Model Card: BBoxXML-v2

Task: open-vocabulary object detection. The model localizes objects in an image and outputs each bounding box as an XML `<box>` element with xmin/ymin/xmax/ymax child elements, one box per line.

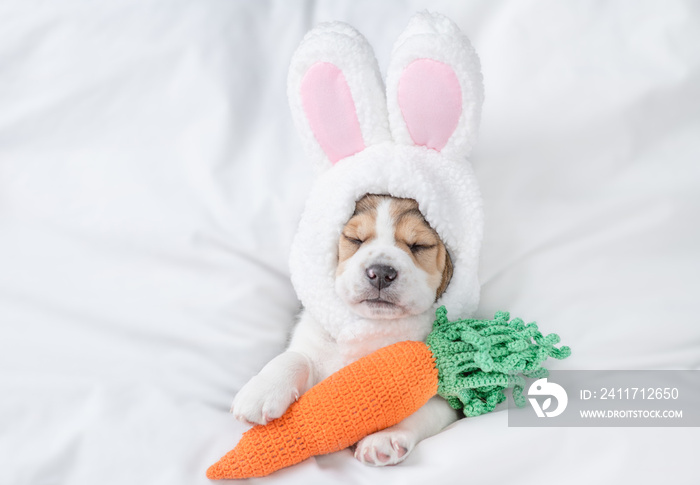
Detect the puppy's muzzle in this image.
<box><xmin>365</xmin><ymin>264</ymin><xmax>398</xmax><ymax>290</ymax></box>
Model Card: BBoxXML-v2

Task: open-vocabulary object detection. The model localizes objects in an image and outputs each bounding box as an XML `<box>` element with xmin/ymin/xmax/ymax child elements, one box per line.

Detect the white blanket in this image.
<box><xmin>1</xmin><ymin>1</ymin><xmax>698</xmax><ymax>484</ymax></box>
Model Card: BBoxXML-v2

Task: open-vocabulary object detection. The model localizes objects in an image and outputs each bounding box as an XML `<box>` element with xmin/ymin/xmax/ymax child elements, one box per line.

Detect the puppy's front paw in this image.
<box><xmin>354</xmin><ymin>429</ymin><xmax>417</xmax><ymax>466</ymax></box>
<box><xmin>230</xmin><ymin>376</ymin><xmax>299</xmax><ymax>426</ymax></box>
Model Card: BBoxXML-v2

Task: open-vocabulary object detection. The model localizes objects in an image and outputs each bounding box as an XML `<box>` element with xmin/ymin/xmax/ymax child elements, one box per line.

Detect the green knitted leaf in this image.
<box><xmin>426</xmin><ymin>306</ymin><xmax>571</xmax><ymax>417</ymax></box>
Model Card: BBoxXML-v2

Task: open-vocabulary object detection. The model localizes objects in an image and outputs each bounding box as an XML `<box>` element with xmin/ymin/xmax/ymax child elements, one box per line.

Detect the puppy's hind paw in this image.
<box><xmin>354</xmin><ymin>429</ymin><xmax>416</xmax><ymax>466</ymax></box>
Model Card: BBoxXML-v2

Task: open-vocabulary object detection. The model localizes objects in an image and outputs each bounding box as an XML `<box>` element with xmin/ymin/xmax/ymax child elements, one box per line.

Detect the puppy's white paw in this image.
<box><xmin>354</xmin><ymin>429</ymin><xmax>417</xmax><ymax>466</ymax></box>
<box><xmin>230</xmin><ymin>375</ymin><xmax>299</xmax><ymax>426</ymax></box>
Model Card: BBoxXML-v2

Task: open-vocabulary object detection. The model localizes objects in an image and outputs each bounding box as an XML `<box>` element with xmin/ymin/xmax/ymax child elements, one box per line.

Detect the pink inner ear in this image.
<box><xmin>397</xmin><ymin>59</ymin><xmax>462</xmax><ymax>151</ymax></box>
<box><xmin>300</xmin><ymin>62</ymin><xmax>365</xmax><ymax>164</ymax></box>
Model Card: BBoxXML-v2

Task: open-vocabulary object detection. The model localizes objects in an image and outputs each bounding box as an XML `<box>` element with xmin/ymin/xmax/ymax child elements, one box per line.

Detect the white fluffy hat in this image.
<box><xmin>288</xmin><ymin>12</ymin><xmax>484</xmax><ymax>337</ymax></box>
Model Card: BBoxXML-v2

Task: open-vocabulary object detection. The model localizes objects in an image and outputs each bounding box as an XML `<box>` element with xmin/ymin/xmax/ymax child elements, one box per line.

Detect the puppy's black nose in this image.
<box><xmin>366</xmin><ymin>264</ymin><xmax>398</xmax><ymax>289</ymax></box>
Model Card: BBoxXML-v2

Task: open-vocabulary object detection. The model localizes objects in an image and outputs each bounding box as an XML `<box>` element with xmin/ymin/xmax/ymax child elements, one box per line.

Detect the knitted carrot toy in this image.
<box><xmin>206</xmin><ymin>307</ymin><xmax>571</xmax><ymax>479</ymax></box>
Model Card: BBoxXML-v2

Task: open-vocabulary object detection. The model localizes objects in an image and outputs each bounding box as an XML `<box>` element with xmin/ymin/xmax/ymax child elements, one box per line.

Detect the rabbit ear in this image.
<box><xmin>386</xmin><ymin>12</ymin><xmax>484</xmax><ymax>160</ymax></box>
<box><xmin>288</xmin><ymin>22</ymin><xmax>391</xmax><ymax>172</ymax></box>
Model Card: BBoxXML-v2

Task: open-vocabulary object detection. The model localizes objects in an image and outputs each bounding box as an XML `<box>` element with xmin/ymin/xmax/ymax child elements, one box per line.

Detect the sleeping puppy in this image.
<box><xmin>335</xmin><ymin>194</ymin><xmax>452</xmax><ymax>320</ymax></box>
<box><xmin>231</xmin><ymin>193</ymin><xmax>460</xmax><ymax>466</ymax></box>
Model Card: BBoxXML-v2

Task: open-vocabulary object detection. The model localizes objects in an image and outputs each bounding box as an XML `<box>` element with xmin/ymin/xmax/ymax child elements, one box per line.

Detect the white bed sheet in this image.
<box><xmin>1</xmin><ymin>1</ymin><xmax>699</xmax><ymax>484</ymax></box>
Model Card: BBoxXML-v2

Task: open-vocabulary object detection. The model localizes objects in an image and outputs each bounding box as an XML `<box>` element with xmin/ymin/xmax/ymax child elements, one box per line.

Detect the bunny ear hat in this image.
<box><xmin>288</xmin><ymin>12</ymin><xmax>484</xmax><ymax>341</ymax></box>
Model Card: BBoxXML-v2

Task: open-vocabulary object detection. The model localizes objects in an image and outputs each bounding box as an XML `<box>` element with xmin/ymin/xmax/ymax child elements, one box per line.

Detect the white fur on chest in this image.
<box><xmin>288</xmin><ymin>309</ymin><xmax>433</xmax><ymax>382</ymax></box>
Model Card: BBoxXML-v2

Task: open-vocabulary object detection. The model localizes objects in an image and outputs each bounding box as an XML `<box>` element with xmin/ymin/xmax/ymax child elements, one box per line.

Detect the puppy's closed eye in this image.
<box><xmin>343</xmin><ymin>234</ymin><xmax>364</xmax><ymax>246</ymax></box>
<box><xmin>408</xmin><ymin>243</ymin><xmax>436</xmax><ymax>253</ymax></box>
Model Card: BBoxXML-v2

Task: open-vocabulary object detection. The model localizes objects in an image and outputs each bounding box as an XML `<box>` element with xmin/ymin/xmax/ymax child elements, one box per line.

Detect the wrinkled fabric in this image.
<box><xmin>1</xmin><ymin>1</ymin><xmax>699</xmax><ymax>484</ymax></box>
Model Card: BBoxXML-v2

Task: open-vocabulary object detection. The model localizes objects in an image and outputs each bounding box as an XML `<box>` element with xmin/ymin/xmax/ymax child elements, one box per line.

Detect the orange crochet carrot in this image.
<box><xmin>207</xmin><ymin>307</ymin><xmax>570</xmax><ymax>479</ymax></box>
